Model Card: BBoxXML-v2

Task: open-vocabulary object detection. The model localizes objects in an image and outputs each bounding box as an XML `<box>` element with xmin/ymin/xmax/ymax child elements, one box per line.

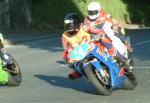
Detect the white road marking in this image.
<box><xmin>135</xmin><ymin>40</ymin><xmax>150</xmax><ymax>45</ymax></box>
<box><xmin>135</xmin><ymin>66</ymin><xmax>150</xmax><ymax>69</ymax></box>
<box><xmin>60</xmin><ymin>64</ymin><xmax>150</xmax><ymax>69</ymax></box>
<box><xmin>60</xmin><ymin>64</ymin><xmax>65</xmax><ymax>67</ymax></box>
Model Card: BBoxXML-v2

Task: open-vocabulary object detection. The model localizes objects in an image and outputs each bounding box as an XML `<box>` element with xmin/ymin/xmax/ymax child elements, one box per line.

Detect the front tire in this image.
<box><xmin>84</xmin><ymin>64</ymin><xmax>112</xmax><ymax>96</ymax></box>
<box><xmin>6</xmin><ymin>56</ymin><xmax>22</xmax><ymax>86</ymax></box>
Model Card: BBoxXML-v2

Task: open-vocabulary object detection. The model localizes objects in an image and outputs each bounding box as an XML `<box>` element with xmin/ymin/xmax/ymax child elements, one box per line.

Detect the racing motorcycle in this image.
<box><xmin>65</xmin><ymin>35</ymin><xmax>137</xmax><ymax>96</ymax></box>
<box><xmin>0</xmin><ymin>33</ymin><xmax>22</xmax><ymax>86</ymax></box>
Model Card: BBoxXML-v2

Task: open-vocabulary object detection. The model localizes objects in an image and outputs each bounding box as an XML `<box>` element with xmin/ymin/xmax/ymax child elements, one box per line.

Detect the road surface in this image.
<box><xmin>0</xmin><ymin>29</ymin><xmax>150</xmax><ymax>103</ymax></box>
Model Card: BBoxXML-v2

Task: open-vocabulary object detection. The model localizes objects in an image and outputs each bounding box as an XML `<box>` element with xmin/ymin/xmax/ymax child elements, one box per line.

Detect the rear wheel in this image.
<box><xmin>84</xmin><ymin>64</ymin><xmax>112</xmax><ymax>96</ymax></box>
<box><xmin>122</xmin><ymin>58</ymin><xmax>137</xmax><ymax>89</ymax></box>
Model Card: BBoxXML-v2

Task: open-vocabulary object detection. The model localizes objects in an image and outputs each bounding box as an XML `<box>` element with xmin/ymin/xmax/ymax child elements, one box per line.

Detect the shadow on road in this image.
<box><xmin>4</xmin><ymin>32</ymin><xmax>64</xmax><ymax>52</ymax></box>
<box><xmin>34</xmin><ymin>74</ymin><xmax>97</xmax><ymax>94</ymax></box>
<box><xmin>56</xmin><ymin>60</ymin><xmax>65</xmax><ymax>65</ymax></box>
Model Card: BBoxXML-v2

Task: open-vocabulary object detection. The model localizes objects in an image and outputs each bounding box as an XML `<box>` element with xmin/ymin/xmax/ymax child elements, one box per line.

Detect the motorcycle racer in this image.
<box><xmin>61</xmin><ymin>13</ymin><xmax>91</xmax><ymax>79</ymax></box>
<box><xmin>83</xmin><ymin>2</ymin><xmax>133</xmax><ymax>70</ymax></box>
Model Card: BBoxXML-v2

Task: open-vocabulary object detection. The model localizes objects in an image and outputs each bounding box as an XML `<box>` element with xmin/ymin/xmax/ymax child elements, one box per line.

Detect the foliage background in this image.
<box><xmin>31</xmin><ymin>0</ymin><xmax>150</xmax><ymax>31</ymax></box>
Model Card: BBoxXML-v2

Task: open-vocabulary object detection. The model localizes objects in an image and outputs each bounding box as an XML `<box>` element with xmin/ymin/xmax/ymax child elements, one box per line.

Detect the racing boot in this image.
<box><xmin>68</xmin><ymin>70</ymin><xmax>81</xmax><ymax>79</ymax></box>
<box><xmin>115</xmin><ymin>55</ymin><xmax>133</xmax><ymax>73</ymax></box>
<box><xmin>123</xmin><ymin>59</ymin><xmax>133</xmax><ymax>73</ymax></box>
<box><xmin>65</xmin><ymin>62</ymin><xmax>81</xmax><ymax>80</ymax></box>
<box><xmin>126</xmin><ymin>44</ymin><xmax>134</xmax><ymax>53</ymax></box>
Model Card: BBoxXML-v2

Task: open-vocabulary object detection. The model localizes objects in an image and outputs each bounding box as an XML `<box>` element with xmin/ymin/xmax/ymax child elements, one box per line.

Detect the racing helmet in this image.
<box><xmin>88</xmin><ymin>2</ymin><xmax>101</xmax><ymax>20</ymax></box>
<box><xmin>64</xmin><ymin>13</ymin><xmax>80</xmax><ymax>35</ymax></box>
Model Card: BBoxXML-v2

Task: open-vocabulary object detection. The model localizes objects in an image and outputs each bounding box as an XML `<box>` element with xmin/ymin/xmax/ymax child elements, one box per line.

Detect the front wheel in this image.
<box><xmin>6</xmin><ymin>56</ymin><xmax>22</xmax><ymax>86</ymax></box>
<box><xmin>84</xmin><ymin>64</ymin><xmax>112</xmax><ymax>96</ymax></box>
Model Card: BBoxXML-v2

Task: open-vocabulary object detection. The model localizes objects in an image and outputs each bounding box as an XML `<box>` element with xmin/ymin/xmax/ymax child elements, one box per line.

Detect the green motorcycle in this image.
<box><xmin>0</xmin><ymin>33</ymin><xmax>22</xmax><ymax>86</ymax></box>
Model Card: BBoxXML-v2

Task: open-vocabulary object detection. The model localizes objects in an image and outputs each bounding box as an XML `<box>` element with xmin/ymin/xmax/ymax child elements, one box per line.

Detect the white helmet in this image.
<box><xmin>88</xmin><ymin>2</ymin><xmax>101</xmax><ymax>20</ymax></box>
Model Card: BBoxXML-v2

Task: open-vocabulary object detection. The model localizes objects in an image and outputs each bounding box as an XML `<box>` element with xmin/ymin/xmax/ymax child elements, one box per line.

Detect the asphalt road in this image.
<box><xmin>0</xmin><ymin>29</ymin><xmax>150</xmax><ymax>103</ymax></box>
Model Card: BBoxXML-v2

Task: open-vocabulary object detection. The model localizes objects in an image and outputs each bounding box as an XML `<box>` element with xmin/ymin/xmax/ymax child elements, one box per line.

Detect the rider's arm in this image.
<box><xmin>83</xmin><ymin>18</ymin><xmax>91</xmax><ymax>32</ymax></box>
<box><xmin>103</xmin><ymin>21</ymin><xmax>116</xmax><ymax>41</ymax></box>
<box><xmin>62</xmin><ymin>36</ymin><xmax>69</xmax><ymax>60</ymax></box>
<box><xmin>90</xmin><ymin>27</ymin><xmax>105</xmax><ymax>34</ymax></box>
<box><xmin>83</xmin><ymin>22</ymin><xmax>105</xmax><ymax>35</ymax></box>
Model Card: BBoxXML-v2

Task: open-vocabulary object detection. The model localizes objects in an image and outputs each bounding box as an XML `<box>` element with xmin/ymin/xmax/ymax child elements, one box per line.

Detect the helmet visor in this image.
<box><xmin>88</xmin><ymin>10</ymin><xmax>98</xmax><ymax>16</ymax></box>
<box><xmin>64</xmin><ymin>22</ymin><xmax>74</xmax><ymax>31</ymax></box>
<box><xmin>64</xmin><ymin>23</ymin><xmax>77</xmax><ymax>35</ymax></box>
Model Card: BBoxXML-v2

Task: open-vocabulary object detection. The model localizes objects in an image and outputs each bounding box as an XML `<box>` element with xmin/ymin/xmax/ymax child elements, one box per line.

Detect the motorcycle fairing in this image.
<box><xmin>83</xmin><ymin>46</ymin><xmax>126</xmax><ymax>88</ymax></box>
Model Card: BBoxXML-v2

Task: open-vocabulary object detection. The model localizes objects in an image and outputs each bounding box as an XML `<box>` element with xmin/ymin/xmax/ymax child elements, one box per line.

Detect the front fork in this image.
<box><xmin>83</xmin><ymin>58</ymin><xmax>102</xmax><ymax>74</ymax></box>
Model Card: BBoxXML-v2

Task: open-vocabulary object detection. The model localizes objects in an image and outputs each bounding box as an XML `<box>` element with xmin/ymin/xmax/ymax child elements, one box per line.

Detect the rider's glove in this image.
<box><xmin>91</xmin><ymin>34</ymin><xmax>105</xmax><ymax>41</ymax></box>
